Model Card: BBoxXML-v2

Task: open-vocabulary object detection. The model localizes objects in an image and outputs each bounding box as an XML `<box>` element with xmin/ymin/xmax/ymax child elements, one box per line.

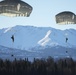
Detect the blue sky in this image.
<box><xmin>0</xmin><ymin>0</ymin><xmax>76</xmax><ymax>30</ymax></box>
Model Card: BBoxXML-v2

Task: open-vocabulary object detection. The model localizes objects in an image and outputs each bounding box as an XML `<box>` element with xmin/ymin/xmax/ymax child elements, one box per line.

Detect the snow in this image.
<box><xmin>4</xmin><ymin>27</ymin><xmax>12</xmax><ymax>33</ymax></box>
<box><xmin>0</xmin><ymin>25</ymin><xmax>76</xmax><ymax>50</ymax></box>
<box><xmin>38</xmin><ymin>30</ymin><xmax>51</xmax><ymax>46</ymax></box>
<box><xmin>0</xmin><ymin>25</ymin><xmax>76</xmax><ymax>61</ymax></box>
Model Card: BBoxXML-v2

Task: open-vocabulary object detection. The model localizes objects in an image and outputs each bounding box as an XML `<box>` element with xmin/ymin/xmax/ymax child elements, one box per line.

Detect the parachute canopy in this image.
<box><xmin>55</xmin><ymin>11</ymin><xmax>76</xmax><ymax>25</ymax></box>
<box><xmin>0</xmin><ymin>0</ymin><xmax>33</xmax><ymax>17</ymax></box>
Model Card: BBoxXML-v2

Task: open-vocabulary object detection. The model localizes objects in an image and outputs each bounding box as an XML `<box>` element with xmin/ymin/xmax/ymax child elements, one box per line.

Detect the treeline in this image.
<box><xmin>0</xmin><ymin>57</ymin><xmax>76</xmax><ymax>75</ymax></box>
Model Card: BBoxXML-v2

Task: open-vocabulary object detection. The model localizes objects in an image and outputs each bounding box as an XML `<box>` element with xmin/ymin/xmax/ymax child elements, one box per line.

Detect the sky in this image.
<box><xmin>0</xmin><ymin>0</ymin><xmax>76</xmax><ymax>30</ymax></box>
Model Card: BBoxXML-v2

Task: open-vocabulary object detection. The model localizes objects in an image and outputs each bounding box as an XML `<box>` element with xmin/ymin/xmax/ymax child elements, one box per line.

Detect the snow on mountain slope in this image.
<box><xmin>38</xmin><ymin>30</ymin><xmax>51</xmax><ymax>46</ymax></box>
<box><xmin>0</xmin><ymin>25</ymin><xmax>76</xmax><ymax>50</ymax></box>
<box><xmin>4</xmin><ymin>27</ymin><xmax>12</xmax><ymax>33</ymax></box>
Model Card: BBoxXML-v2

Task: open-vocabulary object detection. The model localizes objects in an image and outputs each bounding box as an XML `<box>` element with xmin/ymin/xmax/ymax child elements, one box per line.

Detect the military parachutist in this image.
<box><xmin>11</xmin><ymin>35</ymin><xmax>14</xmax><ymax>42</ymax></box>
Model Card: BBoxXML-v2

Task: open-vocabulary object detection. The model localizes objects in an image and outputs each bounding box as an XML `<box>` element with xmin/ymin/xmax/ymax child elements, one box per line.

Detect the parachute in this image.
<box><xmin>0</xmin><ymin>0</ymin><xmax>33</xmax><ymax>17</ymax></box>
<box><xmin>55</xmin><ymin>11</ymin><xmax>76</xmax><ymax>25</ymax></box>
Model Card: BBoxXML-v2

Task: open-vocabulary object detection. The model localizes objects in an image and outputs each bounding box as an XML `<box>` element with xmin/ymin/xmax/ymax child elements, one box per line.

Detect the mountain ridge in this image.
<box><xmin>0</xmin><ymin>25</ymin><xmax>76</xmax><ymax>50</ymax></box>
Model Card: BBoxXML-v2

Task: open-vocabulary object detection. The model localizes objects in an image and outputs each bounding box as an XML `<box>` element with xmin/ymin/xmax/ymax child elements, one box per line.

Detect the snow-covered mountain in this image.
<box><xmin>0</xmin><ymin>25</ymin><xmax>76</xmax><ymax>50</ymax></box>
<box><xmin>0</xmin><ymin>25</ymin><xmax>76</xmax><ymax>60</ymax></box>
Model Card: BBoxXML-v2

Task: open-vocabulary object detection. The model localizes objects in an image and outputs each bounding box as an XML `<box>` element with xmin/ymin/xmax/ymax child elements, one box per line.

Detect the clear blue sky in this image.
<box><xmin>0</xmin><ymin>0</ymin><xmax>76</xmax><ymax>30</ymax></box>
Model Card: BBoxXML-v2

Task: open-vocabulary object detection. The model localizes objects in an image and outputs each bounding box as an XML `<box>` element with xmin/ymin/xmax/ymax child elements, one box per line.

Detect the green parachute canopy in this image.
<box><xmin>0</xmin><ymin>0</ymin><xmax>33</xmax><ymax>17</ymax></box>
<box><xmin>55</xmin><ymin>11</ymin><xmax>76</xmax><ymax>25</ymax></box>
